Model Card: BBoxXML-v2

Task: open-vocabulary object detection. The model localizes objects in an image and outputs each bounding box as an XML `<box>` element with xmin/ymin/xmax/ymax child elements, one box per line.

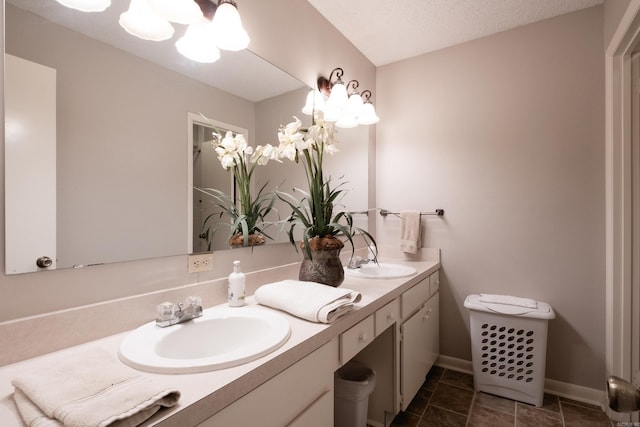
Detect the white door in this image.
<box><xmin>5</xmin><ymin>54</ymin><xmax>57</xmax><ymax>274</ymax></box>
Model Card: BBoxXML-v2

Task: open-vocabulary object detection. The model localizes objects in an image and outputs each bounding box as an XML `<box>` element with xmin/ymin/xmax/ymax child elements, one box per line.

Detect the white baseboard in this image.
<box><xmin>435</xmin><ymin>355</ymin><xmax>605</xmax><ymax>407</ymax></box>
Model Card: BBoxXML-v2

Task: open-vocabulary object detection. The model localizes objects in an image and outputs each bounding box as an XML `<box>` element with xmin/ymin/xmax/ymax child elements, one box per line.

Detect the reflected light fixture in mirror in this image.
<box><xmin>120</xmin><ymin>0</ymin><xmax>175</xmax><ymax>41</ymax></box>
<box><xmin>55</xmin><ymin>0</ymin><xmax>111</xmax><ymax>12</ymax></box>
<box><xmin>56</xmin><ymin>0</ymin><xmax>250</xmax><ymax>63</ymax></box>
<box><xmin>302</xmin><ymin>67</ymin><xmax>380</xmax><ymax>128</ymax></box>
<box><xmin>148</xmin><ymin>0</ymin><xmax>203</xmax><ymax>24</ymax></box>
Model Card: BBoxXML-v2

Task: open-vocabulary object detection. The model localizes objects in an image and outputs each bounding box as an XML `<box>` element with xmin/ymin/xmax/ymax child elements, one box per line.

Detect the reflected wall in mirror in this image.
<box><xmin>4</xmin><ymin>1</ymin><xmax>307</xmax><ymax>274</ymax></box>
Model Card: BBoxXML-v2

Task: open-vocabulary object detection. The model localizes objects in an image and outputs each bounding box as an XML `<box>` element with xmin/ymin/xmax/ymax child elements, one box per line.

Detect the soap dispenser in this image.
<box><xmin>228</xmin><ymin>260</ymin><xmax>245</xmax><ymax>307</ymax></box>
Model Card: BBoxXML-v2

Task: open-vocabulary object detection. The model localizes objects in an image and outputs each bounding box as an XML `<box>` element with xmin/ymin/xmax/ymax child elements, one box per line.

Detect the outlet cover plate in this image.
<box><xmin>188</xmin><ymin>253</ymin><xmax>213</xmax><ymax>273</ymax></box>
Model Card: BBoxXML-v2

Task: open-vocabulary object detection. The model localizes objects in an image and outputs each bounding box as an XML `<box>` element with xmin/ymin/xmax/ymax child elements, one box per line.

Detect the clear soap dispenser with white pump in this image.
<box><xmin>228</xmin><ymin>260</ymin><xmax>245</xmax><ymax>307</ymax></box>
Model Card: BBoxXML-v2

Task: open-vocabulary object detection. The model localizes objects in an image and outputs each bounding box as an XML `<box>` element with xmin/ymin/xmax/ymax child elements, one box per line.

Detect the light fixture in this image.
<box><xmin>119</xmin><ymin>0</ymin><xmax>175</xmax><ymax>41</ymax></box>
<box><xmin>55</xmin><ymin>0</ymin><xmax>111</xmax><ymax>12</ymax></box>
<box><xmin>148</xmin><ymin>0</ymin><xmax>203</xmax><ymax>25</ymax></box>
<box><xmin>301</xmin><ymin>87</ymin><xmax>325</xmax><ymax>115</ymax></box>
<box><xmin>323</xmin><ymin>68</ymin><xmax>348</xmax><ymax>123</ymax></box>
<box><xmin>303</xmin><ymin>68</ymin><xmax>380</xmax><ymax>127</ymax></box>
<box><xmin>357</xmin><ymin>90</ymin><xmax>380</xmax><ymax>125</ymax></box>
<box><xmin>57</xmin><ymin>0</ymin><xmax>250</xmax><ymax>63</ymax></box>
<box><xmin>210</xmin><ymin>0</ymin><xmax>250</xmax><ymax>51</ymax></box>
<box><xmin>176</xmin><ymin>19</ymin><xmax>221</xmax><ymax>63</ymax></box>
<box><xmin>336</xmin><ymin>80</ymin><xmax>363</xmax><ymax>128</ymax></box>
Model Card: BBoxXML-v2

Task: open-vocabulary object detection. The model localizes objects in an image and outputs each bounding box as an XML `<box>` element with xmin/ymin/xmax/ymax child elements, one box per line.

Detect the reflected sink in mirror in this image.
<box><xmin>119</xmin><ymin>306</ymin><xmax>291</xmax><ymax>374</ymax></box>
<box><xmin>345</xmin><ymin>263</ymin><xmax>417</xmax><ymax>279</ymax></box>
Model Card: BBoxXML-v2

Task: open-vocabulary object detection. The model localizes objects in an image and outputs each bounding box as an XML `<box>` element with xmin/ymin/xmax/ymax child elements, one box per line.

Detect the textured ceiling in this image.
<box><xmin>306</xmin><ymin>0</ymin><xmax>604</xmax><ymax>66</ymax></box>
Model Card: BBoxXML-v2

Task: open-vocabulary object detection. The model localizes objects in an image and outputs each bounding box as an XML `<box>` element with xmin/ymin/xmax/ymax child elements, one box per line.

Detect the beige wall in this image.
<box><xmin>0</xmin><ymin>0</ymin><xmax>375</xmax><ymax>322</ymax></box>
<box><xmin>376</xmin><ymin>7</ymin><xmax>605</xmax><ymax>389</ymax></box>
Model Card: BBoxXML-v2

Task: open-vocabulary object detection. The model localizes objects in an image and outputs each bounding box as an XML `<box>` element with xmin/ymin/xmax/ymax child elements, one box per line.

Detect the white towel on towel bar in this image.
<box><xmin>254</xmin><ymin>280</ymin><xmax>362</xmax><ymax>323</ymax></box>
<box><xmin>400</xmin><ymin>210</ymin><xmax>421</xmax><ymax>254</ymax></box>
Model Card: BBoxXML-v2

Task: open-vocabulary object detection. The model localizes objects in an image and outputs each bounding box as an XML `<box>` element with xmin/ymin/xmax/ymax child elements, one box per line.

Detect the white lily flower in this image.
<box><xmin>219</xmin><ymin>153</ymin><xmax>236</xmax><ymax>170</ymax></box>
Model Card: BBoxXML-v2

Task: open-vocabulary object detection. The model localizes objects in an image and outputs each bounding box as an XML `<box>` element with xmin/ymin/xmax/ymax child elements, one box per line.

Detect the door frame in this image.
<box><xmin>606</xmin><ymin>1</ymin><xmax>640</xmax><ymax>419</ymax></box>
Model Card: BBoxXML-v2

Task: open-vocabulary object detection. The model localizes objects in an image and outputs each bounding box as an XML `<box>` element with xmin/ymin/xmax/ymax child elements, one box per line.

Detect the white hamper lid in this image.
<box><xmin>464</xmin><ymin>294</ymin><xmax>555</xmax><ymax>319</ymax></box>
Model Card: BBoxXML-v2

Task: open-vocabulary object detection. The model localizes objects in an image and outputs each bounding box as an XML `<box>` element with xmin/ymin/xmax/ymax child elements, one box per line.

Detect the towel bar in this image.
<box><xmin>379</xmin><ymin>209</ymin><xmax>444</xmax><ymax>217</ymax></box>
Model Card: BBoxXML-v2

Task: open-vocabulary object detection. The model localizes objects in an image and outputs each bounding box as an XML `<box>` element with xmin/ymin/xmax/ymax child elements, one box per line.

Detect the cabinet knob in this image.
<box><xmin>422</xmin><ymin>309</ymin><xmax>433</xmax><ymax>321</ymax></box>
<box><xmin>386</xmin><ymin>313</ymin><xmax>394</xmax><ymax>322</ymax></box>
<box><xmin>359</xmin><ymin>332</ymin><xmax>369</xmax><ymax>343</ymax></box>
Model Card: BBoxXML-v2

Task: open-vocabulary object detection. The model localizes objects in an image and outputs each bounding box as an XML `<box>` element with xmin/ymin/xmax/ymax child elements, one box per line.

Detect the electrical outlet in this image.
<box><xmin>188</xmin><ymin>253</ymin><xmax>213</xmax><ymax>273</ymax></box>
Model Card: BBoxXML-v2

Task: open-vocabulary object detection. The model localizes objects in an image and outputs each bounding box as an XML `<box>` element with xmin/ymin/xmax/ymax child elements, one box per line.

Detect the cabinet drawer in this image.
<box><xmin>430</xmin><ymin>270</ymin><xmax>440</xmax><ymax>295</ymax></box>
<box><xmin>375</xmin><ymin>299</ymin><xmax>400</xmax><ymax>336</ymax></box>
<box><xmin>401</xmin><ymin>277</ymin><xmax>430</xmax><ymax>319</ymax></box>
<box><xmin>288</xmin><ymin>389</ymin><xmax>333</xmax><ymax>427</ymax></box>
<box><xmin>340</xmin><ymin>315</ymin><xmax>375</xmax><ymax>363</ymax></box>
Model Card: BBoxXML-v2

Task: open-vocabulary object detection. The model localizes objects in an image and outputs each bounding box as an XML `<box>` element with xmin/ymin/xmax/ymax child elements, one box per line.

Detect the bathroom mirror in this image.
<box><xmin>4</xmin><ymin>1</ymin><xmax>309</xmax><ymax>273</ymax></box>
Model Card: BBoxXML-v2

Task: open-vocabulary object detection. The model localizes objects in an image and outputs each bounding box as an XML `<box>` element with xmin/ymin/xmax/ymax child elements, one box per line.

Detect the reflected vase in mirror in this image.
<box><xmin>199</xmin><ymin>127</ymin><xmax>281</xmax><ymax>249</ymax></box>
<box><xmin>228</xmin><ymin>232</ymin><xmax>266</xmax><ymax>248</ymax></box>
<box><xmin>298</xmin><ymin>236</ymin><xmax>345</xmax><ymax>287</ymax></box>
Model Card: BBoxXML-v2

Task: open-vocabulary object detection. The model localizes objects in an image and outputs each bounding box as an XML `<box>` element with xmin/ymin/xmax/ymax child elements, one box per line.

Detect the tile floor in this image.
<box><xmin>389</xmin><ymin>366</ymin><xmax>615</xmax><ymax>427</ymax></box>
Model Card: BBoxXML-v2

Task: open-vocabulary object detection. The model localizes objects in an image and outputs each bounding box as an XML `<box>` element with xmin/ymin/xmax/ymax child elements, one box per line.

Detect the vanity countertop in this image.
<box><xmin>0</xmin><ymin>258</ymin><xmax>439</xmax><ymax>426</ymax></box>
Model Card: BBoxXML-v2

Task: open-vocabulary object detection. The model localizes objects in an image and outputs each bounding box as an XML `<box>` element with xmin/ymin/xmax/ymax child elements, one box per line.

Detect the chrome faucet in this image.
<box><xmin>156</xmin><ymin>296</ymin><xmax>203</xmax><ymax>328</ymax></box>
<box><xmin>347</xmin><ymin>256</ymin><xmax>375</xmax><ymax>269</ymax></box>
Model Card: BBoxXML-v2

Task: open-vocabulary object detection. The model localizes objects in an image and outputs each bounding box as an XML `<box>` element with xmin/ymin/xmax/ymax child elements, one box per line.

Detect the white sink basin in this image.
<box><xmin>119</xmin><ymin>306</ymin><xmax>291</xmax><ymax>374</ymax></box>
<box><xmin>345</xmin><ymin>263</ymin><xmax>417</xmax><ymax>279</ymax></box>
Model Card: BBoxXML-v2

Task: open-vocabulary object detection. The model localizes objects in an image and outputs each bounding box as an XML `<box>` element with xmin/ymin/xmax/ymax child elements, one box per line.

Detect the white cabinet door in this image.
<box><xmin>5</xmin><ymin>54</ymin><xmax>57</xmax><ymax>274</ymax></box>
<box><xmin>400</xmin><ymin>292</ymin><xmax>439</xmax><ymax>411</ymax></box>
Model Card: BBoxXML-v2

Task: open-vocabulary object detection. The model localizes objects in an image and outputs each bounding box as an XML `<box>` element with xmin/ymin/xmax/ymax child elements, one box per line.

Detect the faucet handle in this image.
<box><xmin>157</xmin><ymin>302</ymin><xmax>176</xmax><ymax>321</ymax></box>
<box><xmin>185</xmin><ymin>296</ymin><xmax>202</xmax><ymax>307</ymax></box>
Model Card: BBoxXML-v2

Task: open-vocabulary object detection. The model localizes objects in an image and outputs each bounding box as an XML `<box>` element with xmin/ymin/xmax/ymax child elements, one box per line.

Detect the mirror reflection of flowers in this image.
<box><xmin>277</xmin><ymin>111</ymin><xmax>376</xmax><ymax>266</ymax></box>
<box><xmin>198</xmin><ymin>129</ymin><xmax>280</xmax><ymax>248</ymax></box>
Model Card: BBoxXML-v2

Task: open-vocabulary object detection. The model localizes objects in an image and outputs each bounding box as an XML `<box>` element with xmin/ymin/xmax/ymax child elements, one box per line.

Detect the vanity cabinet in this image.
<box><xmin>400</xmin><ymin>292</ymin><xmax>439</xmax><ymax>411</ymax></box>
<box><xmin>197</xmin><ymin>268</ymin><xmax>440</xmax><ymax>427</ymax></box>
<box><xmin>198</xmin><ymin>338</ymin><xmax>339</xmax><ymax>427</ymax></box>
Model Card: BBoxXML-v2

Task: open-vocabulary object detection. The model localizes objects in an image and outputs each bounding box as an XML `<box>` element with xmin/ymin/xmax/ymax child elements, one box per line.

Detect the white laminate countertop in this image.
<box><xmin>0</xmin><ymin>259</ymin><xmax>439</xmax><ymax>426</ymax></box>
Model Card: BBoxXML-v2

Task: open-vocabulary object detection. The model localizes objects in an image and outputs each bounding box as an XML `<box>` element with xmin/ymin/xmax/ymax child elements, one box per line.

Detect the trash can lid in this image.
<box><xmin>463</xmin><ymin>294</ymin><xmax>555</xmax><ymax>319</ymax></box>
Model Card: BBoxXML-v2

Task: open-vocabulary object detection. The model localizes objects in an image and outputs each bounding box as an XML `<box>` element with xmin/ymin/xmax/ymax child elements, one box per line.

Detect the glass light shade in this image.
<box><xmin>358</xmin><ymin>102</ymin><xmax>380</xmax><ymax>125</ymax></box>
<box><xmin>336</xmin><ymin>114</ymin><xmax>358</xmax><ymax>129</ymax></box>
<box><xmin>302</xmin><ymin>88</ymin><xmax>325</xmax><ymax>115</ymax></box>
<box><xmin>212</xmin><ymin>2</ymin><xmax>250</xmax><ymax>51</ymax></box>
<box><xmin>176</xmin><ymin>21</ymin><xmax>221</xmax><ymax>63</ymax></box>
<box><xmin>345</xmin><ymin>92</ymin><xmax>364</xmax><ymax>116</ymax></box>
<box><xmin>148</xmin><ymin>0</ymin><xmax>203</xmax><ymax>25</ymax></box>
<box><xmin>323</xmin><ymin>82</ymin><xmax>348</xmax><ymax>122</ymax></box>
<box><xmin>120</xmin><ymin>0</ymin><xmax>174</xmax><ymax>41</ymax></box>
<box><xmin>55</xmin><ymin>0</ymin><xmax>111</xmax><ymax>12</ymax></box>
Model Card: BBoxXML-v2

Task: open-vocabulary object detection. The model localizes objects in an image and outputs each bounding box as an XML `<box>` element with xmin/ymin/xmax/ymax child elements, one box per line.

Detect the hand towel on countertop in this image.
<box><xmin>11</xmin><ymin>348</ymin><xmax>180</xmax><ymax>427</ymax></box>
<box><xmin>254</xmin><ymin>280</ymin><xmax>362</xmax><ymax>324</ymax></box>
<box><xmin>400</xmin><ymin>210</ymin><xmax>421</xmax><ymax>254</ymax></box>
<box><xmin>479</xmin><ymin>294</ymin><xmax>538</xmax><ymax>309</ymax></box>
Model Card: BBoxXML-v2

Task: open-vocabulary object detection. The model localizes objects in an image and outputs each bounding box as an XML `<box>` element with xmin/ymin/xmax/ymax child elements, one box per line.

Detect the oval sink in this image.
<box><xmin>119</xmin><ymin>306</ymin><xmax>291</xmax><ymax>374</ymax></box>
<box><xmin>345</xmin><ymin>263</ymin><xmax>417</xmax><ymax>279</ymax></box>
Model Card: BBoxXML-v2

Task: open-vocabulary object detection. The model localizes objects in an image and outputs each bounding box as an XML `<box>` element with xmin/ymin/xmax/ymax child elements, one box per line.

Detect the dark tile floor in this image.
<box><xmin>390</xmin><ymin>366</ymin><xmax>614</xmax><ymax>427</ymax></box>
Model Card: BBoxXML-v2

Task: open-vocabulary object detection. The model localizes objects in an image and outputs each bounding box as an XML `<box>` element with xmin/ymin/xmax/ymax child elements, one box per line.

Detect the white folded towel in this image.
<box><xmin>254</xmin><ymin>280</ymin><xmax>362</xmax><ymax>323</ymax></box>
<box><xmin>400</xmin><ymin>210</ymin><xmax>421</xmax><ymax>254</ymax></box>
<box><xmin>479</xmin><ymin>294</ymin><xmax>538</xmax><ymax>309</ymax></box>
<box><xmin>12</xmin><ymin>348</ymin><xmax>180</xmax><ymax>427</ymax></box>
